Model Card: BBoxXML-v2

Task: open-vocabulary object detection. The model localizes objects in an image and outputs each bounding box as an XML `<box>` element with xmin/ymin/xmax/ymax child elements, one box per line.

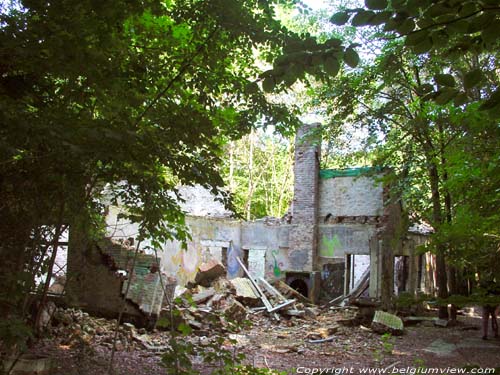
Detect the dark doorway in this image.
<box><xmin>320</xmin><ymin>262</ymin><xmax>344</xmax><ymax>301</ymax></box>
<box><xmin>289</xmin><ymin>279</ymin><xmax>308</xmax><ymax>297</ymax></box>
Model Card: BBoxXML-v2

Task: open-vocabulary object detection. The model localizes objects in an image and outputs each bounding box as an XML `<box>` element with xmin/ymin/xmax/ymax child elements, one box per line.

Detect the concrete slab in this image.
<box><xmin>423</xmin><ymin>339</ymin><xmax>456</xmax><ymax>356</ymax></box>
<box><xmin>458</xmin><ymin>337</ymin><xmax>500</xmax><ymax>350</ymax></box>
<box><xmin>423</xmin><ymin>337</ymin><xmax>500</xmax><ymax>357</ymax></box>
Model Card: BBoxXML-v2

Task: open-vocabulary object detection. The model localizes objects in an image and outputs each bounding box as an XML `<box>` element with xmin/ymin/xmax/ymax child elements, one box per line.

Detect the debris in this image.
<box><xmin>193</xmin><ymin>259</ymin><xmax>226</xmax><ymax>287</ymax></box>
<box><xmin>221</xmin><ymin>299</ymin><xmax>248</xmax><ymax>322</ymax></box>
<box><xmin>274</xmin><ymin>281</ymin><xmax>311</xmax><ymax>304</ymax></box>
<box><xmin>229</xmin><ymin>278</ymin><xmax>260</xmax><ymax>305</ymax></box>
<box><xmin>306</xmin><ymin>325</ymin><xmax>339</xmax><ymax>340</ymax></box>
<box><xmin>191</xmin><ymin>286</ymin><xmax>216</xmax><ymax>304</ymax></box>
<box><xmin>228</xmin><ymin>333</ymin><xmax>250</xmax><ymax>346</ymax></box>
<box><xmin>402</xmin><ymin>316</ymin><xmax>437</xmax><ymax>326</ymax></box>
<box><xmin>371</xmin><ymin>311</ymin><xmax>404</xmax><ymax>336</ymax></box>
<box><xmin>284</xmin><ymin>309</ymin><xmax>306</xmax><ymax>318</ymax></box>
<box><xmin>174</xmin><ymin>285</ymin><xmax>187</xmax><ymax>299</ymax></box>
<box><xmin>123</xmin><ymin>322</ymin><xmax>136</xmax><ymax>331</ymax></box>
<box><xmin>37</xmin><ymin>301</ymin><xmax>57</xmax><ymax>332</ymax></box>
<box><xmin>461</xmin><ymin>325</ymin><xmax>479</xmax><ymax>331</ymax></box>
<box><xmin>3</xmin><ymin>354</ymin><xmax>52</xmax><ymax>375</ymax></box>
<box><xmin>327</xmin><ymin>269</ymin><xmax>370</xmax><ymax>306</ymax></box>
<box><xmin>304</xmin><ymin>307</ymin><xmax>320</xmax><ymax>318</ymax></box>
<box><xmin>236</xmin><ymin>257</ymin><xmax>280</xmax><ymax>320</ymax></box>
<box><xmin>260</xmin><ymin>343</ymin><xmax>298</xmax><ymax>353</ymax></box>
<box><xmin>48</xmin><ymin>275</ymin><xmax>66</xmax><ymax>295</ymax></box>
<box><xmin>308</xmin><ymin>336</ymin><xmax>335</xmax><ymax>344</ymax></box>
<box><xmin>434</xmin><ymin>319</ymin><xmax>449</xmax><ymax>328</ymax></box>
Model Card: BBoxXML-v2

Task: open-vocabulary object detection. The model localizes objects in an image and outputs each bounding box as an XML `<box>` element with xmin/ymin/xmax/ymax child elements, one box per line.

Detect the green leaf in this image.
<box><xmin>430</xmin><ymin>30</ymin><xmax>449</xmax><ymax>49</ymax></box>
<box><xmin>453</xmin><ymin>92</ymin><xmax>469</xmax><ymax>106</ymax></box>
<box><xmin>479</xmin><ymin>89</ymin><xmax>500</xmax><ymax>111</ymax></box>
<box><xmin>262</xmin><ymin>77</ymin><xmax>275</xmax><ymax>92</ymax></box>
<box><xmin>435</xmin><ymin>87</ymin><xmax>458</xmax><ymax>105</ymax></box>
<box><xmin>326</xmin><ymin>38</ymin><xmax>343</xmax><ymax>48</ymax></box>
<box><xmin>434</xmin><ymin>74</ymin><xmax>456</xmax><ymax>87</ymax></box>
<box><xmin>447</xmin><ymin>19</ymin><xmax>470</xmax><ymax>34</ymax></box>
<box><xmin>351</xmin><ymin>10</ymin><xmax>376</xmax><ymax>26</ymax></box>
<box><xmin>482</xmin><ymin>20</ymin><xmax>500</xmax><ymax>46</ymax></box>
<box><xmin>330</xmin><ymin>12</ymin><xmax>350</xmax><ymax>25</ymax></box>
<box><xmin>365</xmin><ymin>0</ymin><xmax>389</xmax><ymax>10</ymax></box>
<box><xmin>405</xmin><ymin>29</ymin><xmax>429</xmax><ymax>46</ymax></box>
<box><xmin>323</xmin><ymin>57</ymin><xmax>340</xmax><ymax>77</ymax></box>
<box><xmin>344</xmin><ymin>48</ymin><xmax>360</xmax><ymax>68</ymax></box>
<box><xmin>244</xmin><ymin>82</ymin><xmax>259</xmax><ymax>94</ymax></box>
<box><xmin>405</xmin><ymin>0</ymin><xmax>424</xmax><ymax>16</ymax></box>
<box><xmin>463</xmin><ymin>69</ymin><xmax>482</xmax><ymax>90</ymax></box>
<box><xmin>391</xmin><ymin>0</ymin><xmax>406</xmax><ymax>10</ymax></box>
<box><xmin>396</xmin><ymin>18</ymin><xmax>415</xmax><ymax>34</ymax></box>
<box><xmin>426</xmin><ymin>3</ymin><xmax>452</xmax><ymax>18</ymax></box>
<box><xmin>411</xmin><ymin>37</ymin><xmax>433</xmax><ymax>54</ymax></box>
<box><xmin>369</xmin><ymin>11</ymin><xmax>393</xmax><ymax>25</ymax></box>
<box><xmin>459</xmin><ymin>2</ymin><xmax>479</xmax><ymax>17</ymax></box>
<box><xmin>177</xmin><ymin>323</ymin><xmax>192</xmax><ymax>335</ymax></box>
<box><xmin>416</xmin><ymin>83</ymin><xmax>434</xmax><ymax>96</ymax></box>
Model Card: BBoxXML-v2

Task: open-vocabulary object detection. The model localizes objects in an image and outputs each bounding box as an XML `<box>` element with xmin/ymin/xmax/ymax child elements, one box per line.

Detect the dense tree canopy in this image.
<box><xmin>331</xmin><ymin>0</ymin><xmax>500</xmax><ymax>114</ymax></box>
<box><xmin>0</xmin><ymin>0</ymin><xmax>320</xmax><ymax>340</ymax></box>
<box><xmin>312</xmin><ymin>0</ymin><xmax>500</xmax><ymax>314</ymax></box>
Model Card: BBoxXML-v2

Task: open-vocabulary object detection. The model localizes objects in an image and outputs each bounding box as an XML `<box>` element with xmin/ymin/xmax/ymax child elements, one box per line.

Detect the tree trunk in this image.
<box><xmin>428</xmin><ymin>162</ymin><xmax>449</xmax><ymax>319</ymax></box>
<box><xmin>447</xmin><ymin>265</ymin><xmax>458</xmax><ymax>321</ymax></box>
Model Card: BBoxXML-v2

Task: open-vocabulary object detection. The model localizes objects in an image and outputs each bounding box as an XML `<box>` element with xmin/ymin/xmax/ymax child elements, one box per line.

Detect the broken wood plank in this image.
<box><xmin>267</xmin><ymin>299</ymin><xmax>296</xmax><ymax>313</ymax></box>
<box><xmin>308</xmin><ymin>336</ymin><xmax>335</xmax><ymax>344</ymax></box>
<box><xmin>236</xmin><ymin>256</ymin><xmax>279</xmax><ymax>320</ymax></box>
<box><xmin>258</xmin><ymin>277</ymin><xmax>287</xmax><ymax>301</ymax></box>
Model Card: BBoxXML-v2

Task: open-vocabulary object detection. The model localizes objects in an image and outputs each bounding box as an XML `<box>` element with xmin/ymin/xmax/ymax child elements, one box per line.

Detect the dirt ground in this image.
<box><xmin>32</xmin><ymin>309</ymin><xmax>500</xmax><ymax>375</ymax></box>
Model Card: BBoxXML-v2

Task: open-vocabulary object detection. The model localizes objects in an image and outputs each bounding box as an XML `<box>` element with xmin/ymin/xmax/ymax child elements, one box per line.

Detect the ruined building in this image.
<box><xmin>65</xmin><ymin>123</ymin><xmax>432</xmax><ymax>322</ymax></box>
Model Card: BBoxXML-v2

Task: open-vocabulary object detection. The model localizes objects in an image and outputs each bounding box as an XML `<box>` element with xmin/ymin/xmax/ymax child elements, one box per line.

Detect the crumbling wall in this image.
<box><xmin>162</xmin><ymin>216</ymin><xmax>243</xmax><ymax>285</ymax></box>
<box><xmin>98</xmin><ymin>239</ymin><xmax>164</xmax><ymax>315</ymax></box>
<box><xmin>241</xmin><ymin>219</ymin><xmax>290</xmax><ymax>279</ymax></box>
<box><xmin>66</xmin><ymin>233</ymin><xmax>164</xmax><ymax>322</ymax></box>
<box><xmin>316</xmin><ymin>168</ymin><xmax>386</xmax><ymax>300</ymax></box>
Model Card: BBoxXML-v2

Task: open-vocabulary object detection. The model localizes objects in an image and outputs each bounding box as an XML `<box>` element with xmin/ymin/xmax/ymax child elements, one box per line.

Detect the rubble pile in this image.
<box><xmin>43</xmin><ymin>261</ymin><xmax>408</xmax><ymax>361</ymax></box>
<box><xmin>50</xmin><ymin>307</ymin><xmax>169</xmax><ymax>352</ymax></box>
<box><xmin>159</xmin><ymin>260</ymin><xmax>319</xmax><ymax>333</ymax></box>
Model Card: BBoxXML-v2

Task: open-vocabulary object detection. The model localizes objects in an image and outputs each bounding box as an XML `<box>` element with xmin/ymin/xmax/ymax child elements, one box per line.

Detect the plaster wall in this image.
<box><xmin>318</xmin><ymin>176</ymin><xmax>384</xmax><ymax>218</ymax></box>
<box><xmin>162</xmin><ymin>216</ymin><xmax>243</xmax><ymax>285</ymax></box>
<box><xmin>318</xmin><ymin>224</ymin><xmax>377</xmax><ymax>258</ymax></box>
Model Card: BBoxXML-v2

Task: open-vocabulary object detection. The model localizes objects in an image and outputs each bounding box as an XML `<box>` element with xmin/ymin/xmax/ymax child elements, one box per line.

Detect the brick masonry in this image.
<box><xmin>289</xmin><ymin>123</ymin><xmax>321</xmax><ymax>272</ymax></box>
<box><xmin>66</xmin><ymin>234</ymin><xmax>164</xmax><ymax>322</ymax></box>
<box><xmin>98</xmin><ymin>239</ymin><xmax>164</xmax><ymax>316</ymax></box>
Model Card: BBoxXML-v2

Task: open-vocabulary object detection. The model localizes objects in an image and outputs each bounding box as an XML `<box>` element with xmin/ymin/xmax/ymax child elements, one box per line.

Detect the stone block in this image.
<box><xmin>371</xmin><ymin>310</ymin><xmax>404</xmax><ymax>335</ymax></box>
<box><xmin>229</xmin><ymin>277</ymin><xmax>259</xmax><ymax>305</ymax></box>
<box><xmin>194</xmin><ymin>259</ymin><xmax>226</xmax><ymax>287</ymax></box>
<box><xmin>191</xmin><ymin>287</ymin><xmax>216</xmax><ymax>304</ymax></box>
<box><xmin>222</xmin><ymin>299</ymin><xmax>247</xmax><ymax>322</ymax></box>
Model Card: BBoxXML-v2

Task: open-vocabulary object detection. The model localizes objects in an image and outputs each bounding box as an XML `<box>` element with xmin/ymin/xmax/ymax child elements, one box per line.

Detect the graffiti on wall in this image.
<box><xmin>319</xmin><ymin>226</ymin><xmax>373</xmax><ymax>257</ymax></box>
<box><xmin>265</xmin><ymin>249</ymin><xmax>287</xmax><ymax>279</ymax></box>
<box><xmin>170</xmin><ymin>241</ymin><xmax>202</xmax><ymax>285</ymax></box>
<box><xmin>320</xmin><ymin>234</ymin><xmax>342</xmax><ymax>258</ymax></box>
<box><xmin>271</xmin><ymin>249</ymin><xmax>282</xmax><ymax>277</ymax></box>
<box><xmin>226</xmin><ymin>241</ymin><xmax>240</xmax><ymax>278</ymax></box>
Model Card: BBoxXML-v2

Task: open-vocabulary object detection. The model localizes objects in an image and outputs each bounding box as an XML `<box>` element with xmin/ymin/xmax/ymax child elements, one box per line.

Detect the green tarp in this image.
<box><xmin>319</xmin><ymin>166</ymin><xmax>382</xmax><ymax>179</ymax></box>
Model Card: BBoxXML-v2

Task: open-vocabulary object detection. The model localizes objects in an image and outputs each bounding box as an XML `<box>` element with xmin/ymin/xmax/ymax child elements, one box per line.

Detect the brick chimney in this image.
<box><xmin>288</xmin><ymin>123</ymin><xmax>321</xmax><ymax>272</ymax></box>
